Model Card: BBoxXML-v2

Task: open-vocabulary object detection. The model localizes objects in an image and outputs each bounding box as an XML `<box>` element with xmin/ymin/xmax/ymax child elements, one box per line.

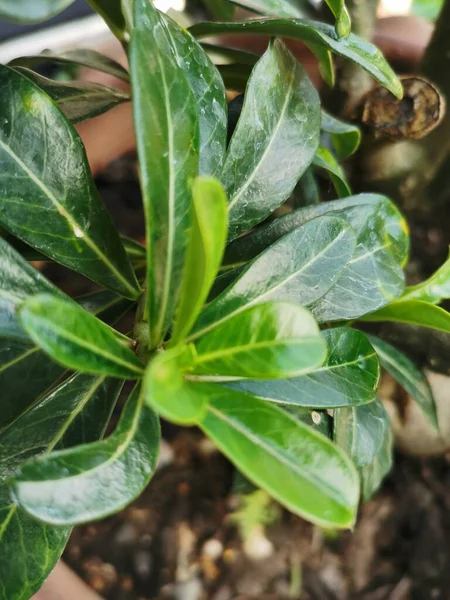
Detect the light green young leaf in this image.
<box><xmin>0</xmin><ymin>66</ymin><xmax>140</xmax><ymax>299</ymax></box>
<box><xmin>144</xmin><ymin>345</ymin><xmax>213</xmax><ymax>424</ymax></box>
<box><xmin>130</xmin><ymin>0</ymin><xmax>199</xmax><ymax>347</ymax></box>
<box><xmin>10</xmin><ymin>49</ymin><xmax>130</xmax><ymax>83</ymax></box>
<box><xmin>171</xmin><ymin>178</ymin><xmax>228</xmax><ymax>346</ymax></box>
<box><xmin>334</xmin><ymin>399</ymin><xmax>393</xmax><ymax>500</ymax></box>
<box><xmin>222</xmin><ymin>39</ymin><xmax>320</xmax><ymax>239</ymax></box>
<box><xmin>201</xmin><ymin>390</ymin><xmax>360</xmax><ymax>528</ymax></box>
<box><xmin>313</xmin><ymin>146</ymin><xmax>352</xmax><ymax>198</ymax></box>
<box><xmin>190</xmin><ymin>19</ymin><xmax>403</xmax><ymax>98</ymax></box>
<box><xmin>321</xmin><ymin>110</ymin><xmax>361</xmax><ymax>159</ymax></box>
<box><xmin>231</xmin><ymin>328</ymin><xmax>379</xmax><ymax>408</ymax></box>
<box><xmin>324</xmin><ymin>0</ymin><xmax>351</xmax><ymax>38</ymax></box>
<box><xmin>367</xmin><ymin>335</ymin><xmax>438</xmax><ymax>431</ymax></box>
<box><xmin>0</xmin><ymin>0</ymin><xmax>74</xmax><ymax>23</ymax></box>
<box><xmin>362</xmin><ymin>300</ymin><xmax>450</xmax><ymax>334</ymax></box>
<box><xmin>192</xmin><ymin>216</ymin><xmax>355</xmax><ymax>339</ymax></box>
<box><xmin>19</xmin><ymin>294</ymin><xmax>144</xmax><ymax>378</ymax></box>
<box><xmin>192</xmin><ymin>302</ymin><xmax>326</xmax><ymax>380</ymax></box>
<box><xmin>0</xmin><ymin>373</ymin><xmax>123</xmax><ymax>600</ymax></box>
<box><xmin>12</xmin><ymin>384</ymin><xmax>160</xmax><ymax>525</ymax></box>
<box><xmin>13</xmin><ymin>67</ymin><xmax>130</xmax><ymax>124</ymax></box>
<box><xmin>162</xmin><ymin>12</ymin><xmax>227</xmax><ymax>176</ymax></box>
<box><xmin>401</xmin><ymin>252</ymin><xmax>450</xmax><ymax>304</ymax></box>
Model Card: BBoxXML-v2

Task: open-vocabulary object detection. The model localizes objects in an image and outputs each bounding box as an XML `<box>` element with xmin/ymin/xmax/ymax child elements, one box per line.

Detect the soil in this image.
<box><xmin>41</xmin><ymin>155</ymin><xmax>450</xmax><ymax>600</ymax></box>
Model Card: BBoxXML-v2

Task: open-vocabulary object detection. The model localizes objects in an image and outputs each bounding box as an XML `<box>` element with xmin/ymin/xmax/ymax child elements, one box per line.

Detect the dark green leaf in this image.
<box><xmin>313</xmin><ymin>146</ymin><xmax>352</xmax><ymax>198</ymax></box>
<box><xmin>200</xmin><ymin>390</ymin><xmax>359</xmax><ymax>528</ymax></box>
<box><xmin>334</xmin><ymin>399</ymin><xmax>393</xmax><ymax>500</ymax></box>
<box><xmin>324</xmin><ymin>0</ymin><xmax>351</xmax><ymax>38</ymax></box>
<box><xmin>192</xmin><ymin>302</ymin><xmax>326</xmax><ymax>380</ymax></box>
<box><xmin>10</xmin><ymin>49</ymin><xmax>130</xmax><ymax>83</ymax></box>
<box><xmin>201</xmin><ymin>0</ymin><xmax>236</xmax><ymax>20</ymax></box>
<box><xmin>227</xmin><ymin>0</ymin><xmax>309</xmax><ymax>17</ymax></box>
<box><xmin>362</xmin><ymin>300</ymin><xmax>450</xmax><ymax>334</ymax></box>
<box><xmin>0</xmin><ymin>0</ymin><xmax>74</xmax><ymax>23</ymax></box>
<box><xmin>0</xmin><ymin>238</ymin><xmax>66</xmax><ymax>340</ymax></box>
<box><xmin>190</xmin><ymin>19</ymin><xmax>403</xmax><ymax>98</ymax></box>
<box><xmin>231</xmin><ymin>328</ymin><xmax>379</xmax><ymax>408</ymax></box>
<box><xmin>0</xmin><ymin>373</ymin><xmax>122</xmax><ymax>600</ymax></box>
<box><xmin>122</xmin><ymin>236</ymin><xmax>146</xmax><ymax>262</ymax></box>
<box><xmin>130</xmin><ymin>0</ymin><xmax>199</xmax><ymax>347</ymax></box>
<box><xmin>283</xmin><ymin>406</ymin><xmax>332</xmax><ymax>437</ymax></box>
<box><xmin>144</xmin><ymin>345</ymin><xmax>213</xmax><ymax>424</ymax></box>
<box><xmin>401</xmin><ymin>252</ymin><xmax>450</xmax><ymax>304</ymax></box>
<box><xmin>19</xmin><ymin>294</ymin><xmax>144</xmax><ymax>378</ymax></box>
<box><xmin>0</xmin><ymin>66</ymin><xmax>140</xmax><ymax>299</ymax></box>
<box><xmin>222</xmin><ymin>39</ymin><xmax>320</xmax><ymax>239</ymax></box>
<box><xmin>367</xmin><ymin>335</ymin><xmax>438</xmax><ymax>430</ymax></box>
<box><xmin>14</xmin><ymin>67</ymin><xmax>130</xmax><ymax>124</ymax></box>
<box><xmin>321</xmin><ymin>111</ymin><xmax>361</xmax><ymax>159</ymax></box>
<box><xmin>202</xmin><ymin>43</ymin><xmax>259</xmax><ymax>66</ymax></box>
<box><xmin>12</xmin><ymin>384</ymin><xmax>160</xmax><ymax>525</ymax></box>
<box><xmin>292</xmin><ymin>167</ymin><xmax>320</xmax><ymax>207</ymax></box>
<box><xmin>218</xmin><ymin>63</ymin><xmax>253</xmax><ymax>91</ymax></box>
<box><xmin>162</xmin><ymin>13</ymin><xmax>227</xmax><ymax>177</ymax></box>
<box><xmin>171</xmin><ymin>178</ymin><xmax>228</xmax><ymax>346</ymax></box>
<box><xmin>193</xmin><ymin>216</ymin><xmax>355</xmax><ymax>338</ymax></box>
<box><xmin>307</xmin><ymin>44</ymin><xmax>335</xmax><ymax>86</ymax></box>
<box><xmin>86</xmin><ymin>0</ymin><xmax>127</xmax><ymax>39</ymax></box>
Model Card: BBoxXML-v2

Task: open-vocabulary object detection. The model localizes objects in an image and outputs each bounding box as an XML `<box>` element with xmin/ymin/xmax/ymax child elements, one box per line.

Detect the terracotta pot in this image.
<box><xmin>32</xmin><ymin>562</ymin><xmax>102</xmax><ymax>600</ymax></box>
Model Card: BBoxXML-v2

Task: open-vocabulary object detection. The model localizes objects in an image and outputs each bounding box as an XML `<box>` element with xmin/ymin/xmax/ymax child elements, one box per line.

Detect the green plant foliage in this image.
<box><xmin>324</xmin><ymin>0</ymin><xmax>351</xmax><ymax>38</ymax></box>
<box><xmin>86</xmin><ymin>0</ymin><xmax>126</xmax><ymax>39</ymax></box>
<box><xmin>0</xmin><ymin>0</ymin><xmax>74</xmax><ymax>23</ymax></box>
<box><xmin>227</xmin><ymin>0</ymin><xmax>311</xmax><ymax>17</ymax></box>
<box><xmin>362</xmin><ymin>300</ymin><xmax>450</xmax><ymax>333</ymax></box>
<box><xmin>321</xmin><ymin>111</ymin><xmax>361</xmax><ymax>159</ymax></box>
<box><xmin>412</xmin><ymin>0</ymin><xmax>444</xmax><ymax>21</ymax></box>
<box><xmin>313</xmin><ymin>146</ymin><xmax>352</xmax><ymax>198</ymax></box>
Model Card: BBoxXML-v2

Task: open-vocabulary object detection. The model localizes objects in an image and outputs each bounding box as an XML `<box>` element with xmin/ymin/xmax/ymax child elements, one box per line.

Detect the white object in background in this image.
<box><xmin>378</xmin><ymin>0</ymin><xmax>413</xmax><ymax>17</ymax></box>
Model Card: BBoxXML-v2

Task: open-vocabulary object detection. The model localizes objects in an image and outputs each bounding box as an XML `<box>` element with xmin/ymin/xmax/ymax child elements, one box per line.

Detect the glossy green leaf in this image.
<box><xmin>321</xmin><ymin>111</ymin><xmax>361</xmax><ymax>159</ymax></box>
<box><xmin>144</xmin><ymin>345</ymin><xmax>213</xmax><ymax>424</ymax></box>
<box><xmin>367</xmin><ymin>334</ymin><xmax>438</xmax><ymax>430</ymax></box>
<box><xmin>12</xmin><ymin>384</ymin><xmax>160</xmax><ymax>525</ymax></box>
<box><xmin>86</xmin><ymin>0</ymin><xmax>127</xmax><ymax>39</ymax></box>
<box><xmin>10</xmin><ymin>49</ymin><xmax>130</xmax><ymax>83</ymax></box>
<box><xmin>0</xmin><ymin>66</ymin><xmax>140</xmax><ymax>299</ymax></box>
<box><xmin>0</xmin><ymin>0</ymin><xmax>74</xmax><ymax>23</ymax></box>
<box><xmin>162</xmin><ymin>13</ymin><xmax>227</xmax><ymax>177</ymax></box>
<box><xmin>200</xmin><ymin>390</ymin><xmax>359</xmax><ymax>528</ymax></box>
<box><xmin>0</xmin><ymin>373</ymin><xmax>122</xmax><ymax>600</ymax></box>
<box><xmin>324</xmin><ymin>0</ymin><xmax>351</xmax><ymax>38</ymax></box>
<box><xmin>313</xmin><ymin>146</ymin><xmax>352</xmax><ymax>198</ymax></box>
<box><xmin>227</xmin><ymin>0</ymin><xmax>309</xmax><ymax>17</ymax></box>
<box><xmin>0</xmin><ymin>290</ymin><xmax>132</xmax><ymax>430</ymax></box>
<box><xmin>401</xmin><ymin>253</ymin><xmax>450</xmax><ymax>304</ymax></box>
<box><xmin>14</xmin><ymin>67</ymin><xmax>130</xmax><ymax>124</ymax></box>
<box><xmin>130</xmin><ymin>0</ymin><xmax>199</xmax><ymax>347</ymax></box>
<box><xmin>0</xmin><ymin>238</ymin><xmax>66</xmax><ymax>340</ymax></box>
<box><xmin>192</xmin><ymin>302</ymin><xmax>326</xmax><ymax>380</ymax></box>
<box><xmin>190</xmin><ymin>19</ymin><xmax>403</xmax><ymax>98</ymax></box>
<box><xmin>222</xmin><ymin>39</ymin><xmax>320</xmax><ymax>239</ymax></box>
<box><xmin>19</xmin><ymin>294</ymin><xmax>144</xmax><ymax>378</ymax></box>
<box><xmin>192</xmin><ymin>216</ymin><xmax>355</xmax><ymax>338</ymax></box>
<box><xmin>308</xmin><ymin>44</ymin><xmax>335</xmax><ymax>86</ymax></box>
<box><xmin>218</xmin><ymin>63</ymin><xmax>253</xmax><ymax>92</ymax></box>
<box><xmin>231</xmin><ymin>328</ymin><xmax>379</xmax><ymax>408</ymax></box>
<box><xmin>284</xmin><ymin>406</ymin><xmax>332</xmax><ymax>437</ymax></box>
<box><xmin>362</xmin><ymin>300</ymin><xmax>450</xmax><ymax>334</ymax></box>
<box><xmin>122</xmin><ymin>236</ymin><xmax>146</xmax><ymax>262</ymax></box>
<box><xmin>171</xmin><ymin>178</ymin><xmax>228</xmax><ymax>346</ymax></box>
<box><xmin>334</xmin><ymin>399</ymin><xmax>393</xmax><ymax>500</ymax></box>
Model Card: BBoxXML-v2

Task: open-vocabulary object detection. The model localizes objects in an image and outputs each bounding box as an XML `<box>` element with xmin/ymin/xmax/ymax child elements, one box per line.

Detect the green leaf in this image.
<box><xmin>367</xmin><ymin>335</ymin><xmax>438</xmax><ymax>431</ymax></box>
<box><xmin>192</xmin><ymin>302</ymin><xmax>326</xmax><ymax>380</ymax></box>
<box><xmin>10</xmin><ymin>49</ymin><xmax>130</xmax><ymax>83</ymax></box>
<box><xmin>284</xmin><ymin>406</ymin><xmax>332</xmax><ymax>437</ymax></box>
<box><xmin>321</xmin><ymin>111</ymin><xmax>361</xmax><ymax>159</ymax></box>
<box><xmin>193</xmin><ymin>216</ymin><xmax>355</xmax><ymax>338</ymax></box>
<box><xmin>86</xmin><ymin>0</ymin><xmax>127</xmax><ymax>39</ymax></box>
<box><xmin>324</xmin><ymin>0</ymin><xmax>351</xmax><ymax>38</ymax></box>
<box><xmin>308</xmin><ymin>44</ymin><xmax>335</xmax><ymax>86</ymax></box>
<box><xmin>12</xmin><ymin>384</ymin><xmax>160</xmax><ymax>525</ymax></box>
<box><xmin>0</xmin><ymin>238</ymin><xmax>66</xmax><ymax>340</ymax></box>
<box><xmin>412</xmin><ymin>0</ymin><xmax>444</xmax><ymax>21</ymax></box>
<box><xmin>0</xmin><ymin>0</ymin><xmax>74</xmax><ymax>23</ymax></box>
<box><xmin>0</xmin><ymin>373</ymin><xmax>122</xmax><ymax>600</ymax></box>
<box><xmin>401</xmin><ymin>252</ymin><xmax>450</xmax><ymax>304</ymax></box>
<box><xmin>292</xmin><ymin>167</ymin><xmax>320</xmax><ymax>207</ymax></box>
<box><xmin>201</xmin><ymin>0</ymin><xmax>236</xmax><ymax>20</ymax></box>
<box><xmin>202</xmin><ymin>43</ymin><xmax>259</xmax><ymax>66</ymax></box>
<box><xmin>144</xmin><ymin>345</ymin><xmax>213</xmax><ymax>424</ymax></box>
<box><xmin>230</xmin><ymin>328</ymin><xmax>379</xmax><ymax>408</ymax></box>
<box><xmin>218</xmin><ymin>63</ymin><xmax>253</xmax><ymax>92</ymax></box>
<box><xmin>227</xmin><ymin>0</ymin><xmax>309</xmax><ymax>17</ymax></box>
<box><xmin>362</xmin><ymin>300</ymin><xmax>450</xmax><ymax>334</ymax></box>
<box><xmin>0</xmin><ymin>290</ymin><xmax>132</xmax><ymax>430</ymax></box>
<box><xmin>313</xmin><ymin>146</ymin><xmax>352</xmax><ymax>198</ymax></box>
<box><xmin>334</xmin><ymin>399</ymin><xmax>393</xmax><ymax>500</ymax></box>
<box><xmin>200</xmin><ymin>390</ymin><xmax>360</xmax><ymax>528</ymax></box>
<box><xmin>19</xmin><ymin>294</ymin><xmax>144</xmax><ymax>378</ymax></box>
<box><xmin>129</xmin><ymin>0</ymin><xmax>199</xmax><ymax>347</ymax></box>
<box><xmin>13</xmin><ymin>67</ymin><xmax>130</xmax><ymax>124</ymax></box>
<box><xmin>190</xmin><ymin>19</ymin><xmax>403</xmax><ymax>98</ymax></box>
<box><xmin>0</xmin><ymin>66</ymin><xmax>140</xmax><ymax>299</ymax></box>
<box><xmin>162</xmin><ymin>13</ymin><xmax>227</xmax><ymax>177</ymax></box>
<box><xmin>223</xmin><ymin>39</ymin><xmax>320</xmax><ymax>239</ymax></box>
<box><xmin>171</xmin><ymin>178</ymin><xmax>228</xmax><ymax>346</ymax></box>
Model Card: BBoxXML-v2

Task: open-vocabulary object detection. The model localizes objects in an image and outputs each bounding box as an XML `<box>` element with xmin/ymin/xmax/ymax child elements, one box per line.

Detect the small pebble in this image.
<box><xmin>202</xmin><ymin>538</ymin><xmax>223</xmax><ymax>560</ymax></box>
